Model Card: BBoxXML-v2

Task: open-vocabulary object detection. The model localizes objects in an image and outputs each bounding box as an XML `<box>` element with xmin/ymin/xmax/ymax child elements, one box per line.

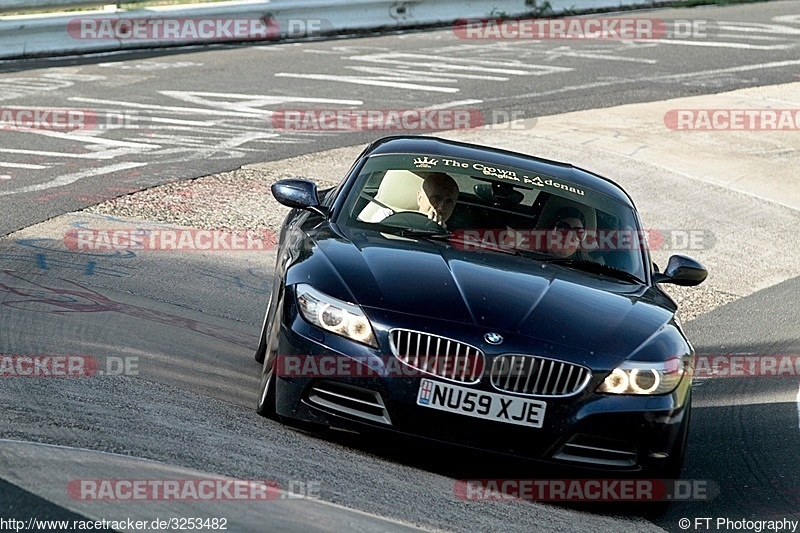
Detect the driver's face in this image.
<box><xmin>418</xmin><ymin>177</ymin><xmax>458</xmax><ymax>222</ymax></box>
<box><xmin>550</xmin><ymin>216</ymin><xmax>585</xmax><ymax>258</ymax></box>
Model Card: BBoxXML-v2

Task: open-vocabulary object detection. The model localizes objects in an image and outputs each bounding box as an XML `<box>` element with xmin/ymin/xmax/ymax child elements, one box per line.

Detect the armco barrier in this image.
<box><xmin>0</xmin><ymin>0</ymin><xmax>655</xmax><ymax>60</ymax></box>
<box><xmin>0</xmin><ymin>0</ymin><xmax>141</xmax><ymax>14</ymax></box>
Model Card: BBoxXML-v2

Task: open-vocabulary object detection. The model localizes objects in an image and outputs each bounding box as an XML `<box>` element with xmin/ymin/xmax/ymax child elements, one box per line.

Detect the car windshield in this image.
<box><xmin>338</xmin><ymin>153</ymin><xmax>647</xmax><ymax>282</ymax></box>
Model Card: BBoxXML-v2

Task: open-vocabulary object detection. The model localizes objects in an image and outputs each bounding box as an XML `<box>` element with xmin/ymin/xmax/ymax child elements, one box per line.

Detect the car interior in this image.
<box><xmin>356</xmin><ymin>169</ymin><xmax>592</xmax><ymax>233</ymax></box>
<box><xmin>351</xmin><ymin>168</ymin><xmax>641</xmax><ymax>274</ymax></box>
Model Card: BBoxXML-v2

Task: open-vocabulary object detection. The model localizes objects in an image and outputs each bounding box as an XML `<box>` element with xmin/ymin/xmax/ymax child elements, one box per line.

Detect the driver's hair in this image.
<box><xmin>552</xmin><ymin>206</ymin><xmax>586</xmax><ymax>227</ymax></box>
<box><xmin>418</xmin><ymin>172</ymin><xmax>458</xmax><ymax>194</ymax></box>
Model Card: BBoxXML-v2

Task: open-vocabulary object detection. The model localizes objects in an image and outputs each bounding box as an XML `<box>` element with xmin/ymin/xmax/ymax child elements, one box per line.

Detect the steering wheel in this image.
<box><xmin>381</xmin><ymin>211</ymin><xmax>446</xmax><ymax>232</ymax></box>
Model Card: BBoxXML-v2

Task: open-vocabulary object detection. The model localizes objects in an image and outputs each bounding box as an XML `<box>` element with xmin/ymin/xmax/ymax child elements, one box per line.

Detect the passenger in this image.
<box><xmin>547</xmin><ymin>207</ymin><xmax>587</xmax><ymax>259</ymax></box>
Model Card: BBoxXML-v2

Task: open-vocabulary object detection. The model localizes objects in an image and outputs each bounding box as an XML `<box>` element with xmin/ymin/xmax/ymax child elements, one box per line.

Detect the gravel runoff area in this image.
<box><xmin>87</xmin><ymin>149</ymin><xmax>354</xmax><ymax>237</ymax></box>
<box><xmin>88</xmin><ymin>144</ymin><xmax>739</xmax><ymax>323</ymax></box>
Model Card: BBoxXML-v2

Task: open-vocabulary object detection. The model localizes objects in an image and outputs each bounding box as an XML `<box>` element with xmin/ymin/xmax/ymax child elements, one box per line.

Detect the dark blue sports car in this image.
<box><xmin>255</xmin><ymin>135</ymin><xmax>707</xmax><ymax>479</ymax></box>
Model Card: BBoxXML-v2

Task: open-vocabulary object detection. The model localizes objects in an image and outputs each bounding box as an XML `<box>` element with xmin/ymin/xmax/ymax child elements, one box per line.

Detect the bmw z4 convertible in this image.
<box><xmin>255</xmin><ymin>135</ymin><xmax>707</xmax><ymax>479</ymax></box>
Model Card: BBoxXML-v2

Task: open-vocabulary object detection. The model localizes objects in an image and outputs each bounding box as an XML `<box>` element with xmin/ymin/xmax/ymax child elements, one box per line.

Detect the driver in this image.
<box><xmin>416</xmin><ymin>172</ymin><xmax>459</xmax><ymax>229</ymax></box>
<box><xmin>366</xmin><ymin>172</ymin><xmax>459</xmax><ymax>229</ymax></box>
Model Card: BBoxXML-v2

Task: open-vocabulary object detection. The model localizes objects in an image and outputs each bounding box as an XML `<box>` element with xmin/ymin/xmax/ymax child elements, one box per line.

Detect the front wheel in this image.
<box><xmin>256</xmin><ymin>355</ymin><xmax>278</xmax><ymax>419</ymax></box>
<box><xmin>655</xmin><ymin>396</ymin><xmax>691</xmax><ymax>480</ymax></box>
<box><xmin>254</xmin><ymin>288</ymin><xmax>280</xmax><ymax>363</ymax></box>
<box><xmin>256</xmin><ymin>293</ymin><xmax>283</xmax><ymax>419</ymax></box>
<box><xmin>636</xmin><ymin>398</ymin><xmax>691</xmax><ymax>517</ymax></box>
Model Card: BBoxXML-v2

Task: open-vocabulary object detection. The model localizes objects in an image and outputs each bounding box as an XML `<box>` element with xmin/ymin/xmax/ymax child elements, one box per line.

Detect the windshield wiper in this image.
<box><xmin>395</xmin><ymin>227</ymin><xmax>451</xmax><ymax>239</ymax></box>
<box><xmin>381</xmin><ymin>226</ymin><xmax>527</xmax><ymax>256</ymax></box>
<box><xmin>446</xmin><ymin>234</ymin><xmax>526</xmax><ymax>256</ymax></box>
<box><xmin>370</xmin><ymin>222</ymin><xmax>450</xmax><ymax>239</ymax></box>
<box><xmin>546</xmin><ymin>258</ymin><xmax>644</xmax><ymax>284</ymax></box>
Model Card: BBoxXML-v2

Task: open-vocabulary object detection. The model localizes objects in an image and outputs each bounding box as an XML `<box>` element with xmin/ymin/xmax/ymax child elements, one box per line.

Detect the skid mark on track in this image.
<box><xmin>0</xmin><ymin>270</ymin><xmax>255</xmax><ymax>349</ymax></box>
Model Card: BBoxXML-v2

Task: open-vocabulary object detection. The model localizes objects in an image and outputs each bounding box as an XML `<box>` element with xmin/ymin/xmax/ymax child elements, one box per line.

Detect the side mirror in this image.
<box><xmin>271</xmin><ymin>179</ymin><xmax>328</xmax><ymax>217</ymax></box>
<box><xmin>653</xmin><ymin>255</ymin><xmax>708</xmax><ymax>286</ymax></box>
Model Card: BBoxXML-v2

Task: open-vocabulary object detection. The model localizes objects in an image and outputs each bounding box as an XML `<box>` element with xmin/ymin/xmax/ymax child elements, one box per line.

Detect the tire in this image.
<box><xmin>256</xmin><ymin>355</ymin><xmax>278</xmax><ymax>419</ymax></box>
<box><xmin>254</xmin><ymin>323</ymin><xmax>268</xmax><ymax>364</ymax></box>
<box><xmin>256</xmin><ymin>293</ymin><xmax>283</xmax><ymax>419</ymax></box>
<box><xmin>254</xmin><ymin>297</ymin><xmax>273</xmax><ymax>364</ymax></box>
<box><xmin>658</xmin><ymin>396</ymin><xmax>692</xmax><ymax>480</ymax></box>
<box><xmin>254</xmin><ymin>286</ymin><xmax>282</xmax><ymax>363</ymax></box>
<box><xmin>637</xmin><ymin>397</ymin><xmax>692</xmax><ymax>517</ymax></box>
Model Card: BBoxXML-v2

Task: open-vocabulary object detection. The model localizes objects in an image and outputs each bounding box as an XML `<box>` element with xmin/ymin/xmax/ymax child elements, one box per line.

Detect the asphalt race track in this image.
<box><xmin>1</xmin><ymin>2</ymin><xmax>799</xmax><ymax>532</ymax></box>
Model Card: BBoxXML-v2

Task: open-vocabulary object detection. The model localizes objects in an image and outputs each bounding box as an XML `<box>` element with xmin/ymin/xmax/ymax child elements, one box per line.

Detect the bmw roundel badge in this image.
<box><xmin>484</xmin><ymin>332</ymin><xmax>503</xmax><ymax>345</ymax></box>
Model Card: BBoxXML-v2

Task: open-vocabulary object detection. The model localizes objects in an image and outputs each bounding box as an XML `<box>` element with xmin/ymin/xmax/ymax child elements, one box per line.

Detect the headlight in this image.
<box><xmin>597</xmin><ymin>358</ymin><xmax>686</xmax><ymax>395</ymax></box>
<box><xmin>296</xmin><ymin>284</ymin><xmax>377</xmax><ymax>347</ymax></box>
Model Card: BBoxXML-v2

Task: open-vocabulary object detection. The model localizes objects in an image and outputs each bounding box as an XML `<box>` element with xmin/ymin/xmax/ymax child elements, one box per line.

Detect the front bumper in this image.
<box><xmin>272</xmin><ymin>296</ymin><xmax>691</xmax><ymax>474</ymax></box>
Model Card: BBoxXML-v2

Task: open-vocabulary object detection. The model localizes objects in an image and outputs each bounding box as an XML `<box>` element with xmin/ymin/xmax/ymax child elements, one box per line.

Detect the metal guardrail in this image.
<box><xmin>0</xmin><ymin>0</ymin><xmax>654</xmax><ymax>60</ymax></box>
<box><xmin>0</xmin><ymin>0</ymin><xmax>143</xmax><ymax>14</ymax></box>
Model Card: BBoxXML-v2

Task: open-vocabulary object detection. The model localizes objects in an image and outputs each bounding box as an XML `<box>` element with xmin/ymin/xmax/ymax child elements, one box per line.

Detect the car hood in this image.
<box><xmin>301</xmin><ymin>231</ymin><xmax>675</xmax><ymax>358</ymax></box>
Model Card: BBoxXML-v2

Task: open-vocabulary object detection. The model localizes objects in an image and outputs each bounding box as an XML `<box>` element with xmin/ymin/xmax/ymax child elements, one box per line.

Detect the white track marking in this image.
<box><xmin>198</xmin><ymin>132</ymin><xmax>281</xmax><ymax>152</ymax></box>
<box><xmin>422</xmin><ymin>99</ymin><xmax>484</xmax><ymax>109</ymax></box>
<box><xmin>710</xmin><ymin>33</ymin><xmax>792</xmax><ymax>41</ymax></box>
<box><xmin>70</xmin><ymin>97</ymin><xmax>270</xmax><ymax>118</ymax></box>
<box><xmin>0</xmin><ymin>162</ymin><xmax>146</xmax><ymax>196</ymax></box>
<box><xmin>142</xmin><ymin>117</ymin><xmax>218</xmax><ymax>127</ymax></box>
<box><xmin>772</xmin><ymin>14</ymin><xmax>800</xmax><ymax>24</ymax></box>
<box><xmin>492</xmin><ymin>59</ymin><xmax>800</xmax><ymax>102</ymax></box>
<box><xmin>274</xmin><ymin>73</ymin><xmax>461</xmax><ymax>93</ymax></box>
<box><xmin>347</xmin><ymin>65</ymin><xmax>510</xmax><ymax>81</ymax></box>
<box><xmin>277</xmin><ymin>49</ymin><xmax>573</xmax><ymax>92</ymax></box>
<box><xmin>645</xmin><ymin>39</ymin><xmax>794</xmax><ymax>50</ymax></box>
<box><xmin>70</xmin><ymin>96</ymin><xmax>355</xmax><ymax>119</ymax></box>
<box><xmin>349</xmin><ymin>56</ymin><xmax>540</xmax><ymax>76</ymax></box>
<box><xmin>160</xmin><ymin>91</ymin><xmax>364</xmax><ymax>115</ymax></box>
<box><xmin>718</xmin><ymin>21</ymin><xmax>800</xmax><ymax>35</ymax></box>
<box><xmin>16</xmin><ymin>129</ymin><xmax>160</xmax><ymax>149</ymax></box>
<box><xmin>659</xmin><ymin>58</ymin><xmax>800</xmax><ymax>79</ymax></box>
<box><xmin>349</xmin><ymin>52</ymin><xmax>573</xmax><ymax>75</ymax></box>
<box><xmin>544</xmin><ymin>48</ymin><xmax>658</xmax><ymax>64</ymax></box>
<box><xmin>0</xmin><ymin>148</ymin><xmax>140</xmax><ymax>160</ymax></box>
<box><xmin>0</xmin><ymin>162</ymin><xmax>47</xmax><ymax>169</ymax></box>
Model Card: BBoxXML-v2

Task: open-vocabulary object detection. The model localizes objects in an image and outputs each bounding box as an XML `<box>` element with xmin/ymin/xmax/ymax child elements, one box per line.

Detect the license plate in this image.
<box><xmin>416</xmin><ymin>378</ymin><xmax>546</xmax><ymax>428</ymax></box>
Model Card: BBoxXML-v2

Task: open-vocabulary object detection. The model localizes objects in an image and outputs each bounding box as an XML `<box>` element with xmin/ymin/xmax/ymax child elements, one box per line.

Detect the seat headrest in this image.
<box><xmin>374</xmin><ymin>170</ymin><xmax>425</xmax><ymax>211</ymax></box>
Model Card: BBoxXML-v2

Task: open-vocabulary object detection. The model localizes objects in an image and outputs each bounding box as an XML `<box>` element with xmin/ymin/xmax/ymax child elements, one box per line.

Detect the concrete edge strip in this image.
<box><xmin>0</xmin><ymin>437</ymin><xmax>428</xmax><ymax>531</ymax></box>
